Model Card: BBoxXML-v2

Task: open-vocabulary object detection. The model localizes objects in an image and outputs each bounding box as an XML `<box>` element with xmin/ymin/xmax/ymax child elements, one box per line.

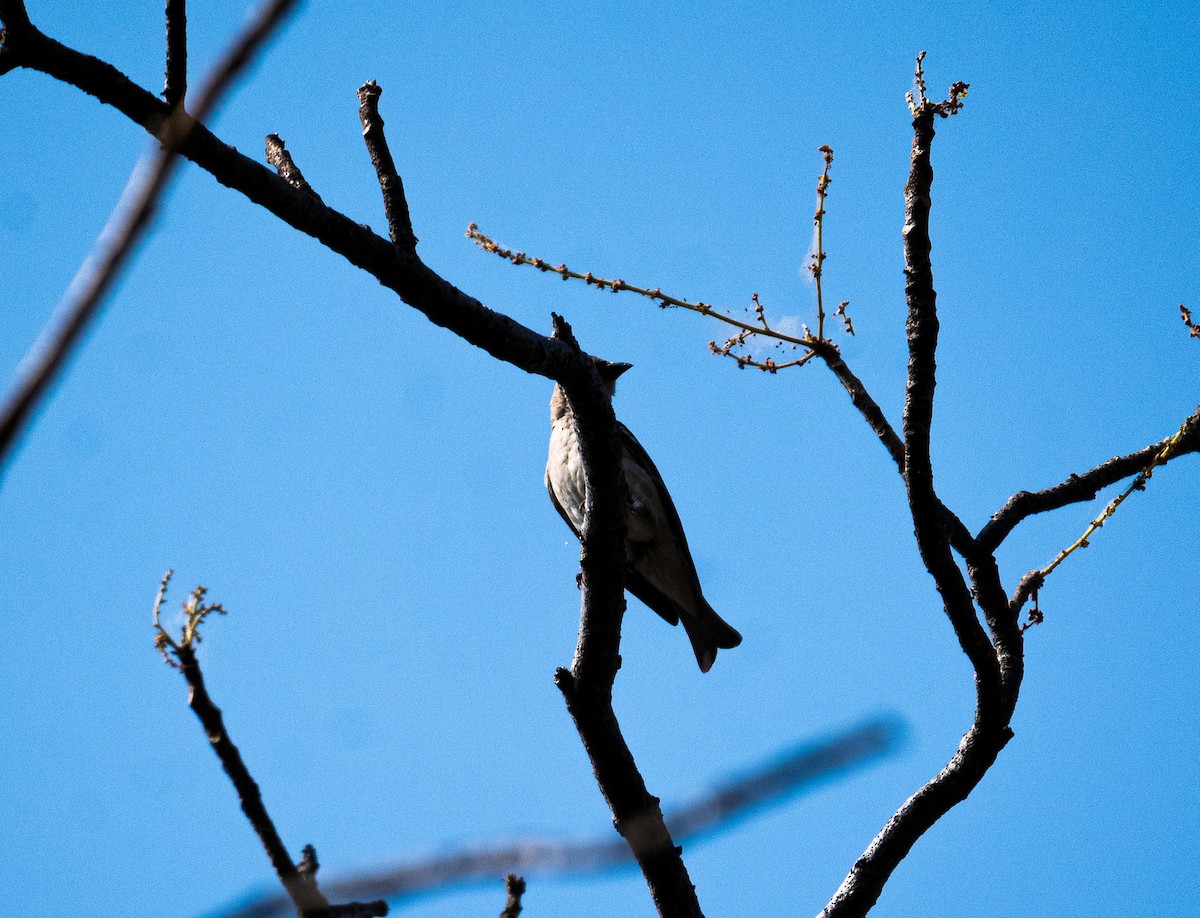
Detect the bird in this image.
<box><xmin>545</xmin><ymin>362</ymin><xmax>742</xmax><ymax>672</ymax></box>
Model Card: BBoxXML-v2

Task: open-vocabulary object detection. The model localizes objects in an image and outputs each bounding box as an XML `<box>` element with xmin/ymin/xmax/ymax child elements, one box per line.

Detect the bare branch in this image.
<box><xmin>1038</xmin><ymin>410</ymin><xmax>1200</xmax><ymax>578</ymax></box>
<box><xmin>545</xmin><ymin>314</ymin><xmax>702</xmax><ymax>918</ymax></box>
<box><xmin>0</xmin><ymin>0</ymin><xmax>299</xmax><ymax>476</ymax></box>
<box><xmin>821</xmin><ymin>62</ymin><xmax>1012</xmax><ymax>918</ymax></box>
<box><xmin>977</xmin><ymin>406</ymin><xmax>1200</xmax><ymax>554</ymax></box>
<box><xmin>356</xmin><ymin>81</ymin><xmax>418</xmax><ymax>252</ymax></box>
<box><xmin>213</xmin><ymin>718</ymin><xmax>900</xmax><ymax>918</ymax></box>
<box><xmin>0</xmin><ymin>10</ymin><xmax>600</xmax><ymax>393</ymax></box>
<box><xmin>0</xmin><ymin>0</ymin><xmax>31</xmax><ymax>76</ymax></box>
<box><xmin>265</xmin><ymin>133</ymin><xmax>323</xmax><ymax>201</ymax></box>
<box><xmin>1182</xmin><ymin>304</ymin><xmax>1200</xmax><ymax>338</ymax></box>
<box><xmin>164</xmin><ymin>0</ymin><xmax>186</xmax><ymax>106</ymax></box>
<box><xmin>153</xmin><ymin>575</ymin><xmax>389</xmax><ymax>918</ymax></box>
<box><xmin>467</xmin><ymin>224</ymin><xmax>823</xmax><ymax>358</ymax></box>
<box><xmin>810</xmin><ymin>145</ymin><xmax>834</xmax><ymax>341</ymax></box>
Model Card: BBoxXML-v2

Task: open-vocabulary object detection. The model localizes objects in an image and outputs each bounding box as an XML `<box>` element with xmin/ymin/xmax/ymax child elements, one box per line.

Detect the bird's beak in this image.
<box><xmin>598</xmin><ymin>361</ymin><xmax>633</xmax><ymax>383</ymax></box>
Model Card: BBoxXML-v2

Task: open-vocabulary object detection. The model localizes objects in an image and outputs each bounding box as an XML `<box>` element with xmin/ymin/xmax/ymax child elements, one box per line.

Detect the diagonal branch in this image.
<box><xmin>0</xmin><ymin>0</ymin><xmax>298</xmax><ymax>476</ymax></box>
<box><xmin>265</xmin><ymin>133</ymin><xmax>323</xmax><ymax>201</ymax></box>
<box><xmin>153</xmin><ymin>573</ymin><xmax>388</xmax><ymax>918</ymax></box>
<box><xmin>213</xmin><ymin>718</ymin><xmax>900</xmax><ymax>918</ymax></box>
<box><xmin>0</xmin><ymin>9</ymin><xmax>597</xmax><ymax>390</ymax></box>
<box><xmin>976</xmin><ymin>405</ymin><xmax>1200</xmax><ymax>554</ymax></box>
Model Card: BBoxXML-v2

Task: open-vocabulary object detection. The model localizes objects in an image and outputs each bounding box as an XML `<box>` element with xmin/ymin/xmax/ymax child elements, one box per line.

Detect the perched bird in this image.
<box><xmin>546</xmin><ymin>362</ymin><xmax>742</xmax><ymax>672</ymax></box>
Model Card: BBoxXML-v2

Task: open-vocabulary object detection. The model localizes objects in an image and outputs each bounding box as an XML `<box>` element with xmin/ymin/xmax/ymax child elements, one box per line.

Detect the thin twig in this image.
<box><xmin>466</xmin><ymin>224</ymin><xmax>822</xmax><ymax>353</ymax></box>
<box><xmin>0</xmin><ymin>0</ymin><xmax>300</xmax><ymax>477</ymax></box>
<box><xmin>357</xmin><ymin>80</ymin><xmax>418</xmax><ymax>252</ymax></box>
<box><xmin>810</xmin><ymin>145</ymin><xmax>834</xmax><ymax>341</ymax></box>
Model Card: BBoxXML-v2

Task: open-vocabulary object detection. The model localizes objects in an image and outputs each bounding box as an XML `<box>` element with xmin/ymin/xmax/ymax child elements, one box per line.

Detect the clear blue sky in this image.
<box><xmin>2</xmin><ymin>2</ymin><xmax>1197</xmax><ymax>916</ymax></box>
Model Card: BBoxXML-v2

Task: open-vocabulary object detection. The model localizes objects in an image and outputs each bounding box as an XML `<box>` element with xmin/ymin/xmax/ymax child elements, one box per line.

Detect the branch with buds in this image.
<box><xmin>467</xmin><ymin>145</ymin><xmax>855</xmax><ymax>375</ymax></box>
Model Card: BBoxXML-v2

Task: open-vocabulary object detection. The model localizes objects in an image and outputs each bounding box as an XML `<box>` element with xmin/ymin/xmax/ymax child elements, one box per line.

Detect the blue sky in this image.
<box><xmin>2</xmin><ymin>1</ymin><xmax>1197</xmax><ymax>916</ymax></box>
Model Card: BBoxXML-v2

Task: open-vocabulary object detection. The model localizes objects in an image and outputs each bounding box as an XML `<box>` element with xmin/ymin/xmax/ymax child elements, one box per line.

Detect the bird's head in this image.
<box><xmin>597</xmin><ymin>360</ymin><xmax>633</xmax><ymax>397</ymax></box>
<box><xmin>549</xmin><ymin>361</ymin><xmax>632</xmax><ymax>421</ymax></box>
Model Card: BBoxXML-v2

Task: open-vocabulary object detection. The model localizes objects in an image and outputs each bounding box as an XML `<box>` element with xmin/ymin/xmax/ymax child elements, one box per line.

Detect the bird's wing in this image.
<box><xmin>616</xmin><ymin>421</ymin><xmax>702</xmax><ymax>586</ymax></box>
<box><xmin>546</xmin><ymin>470</ymin><xmax>582</xmax><ymax>539</ymax></box>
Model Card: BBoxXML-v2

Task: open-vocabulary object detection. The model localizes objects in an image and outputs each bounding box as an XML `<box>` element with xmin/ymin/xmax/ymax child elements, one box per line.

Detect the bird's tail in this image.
<box><xmin>683</xmin><ymin>601</ymin><xmax>742</xmax><ymax>673</ymax></box>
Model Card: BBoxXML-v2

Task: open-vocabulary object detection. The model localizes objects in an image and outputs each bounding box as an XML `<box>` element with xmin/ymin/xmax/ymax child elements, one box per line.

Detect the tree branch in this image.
<box><xmin>154</xmin><ymin>574</ymin><xmax>388</xmax><ymax>918</ymax></box>
<box><xmin>0</xmin><ymin>10</ymin><xmax>596</xmax><ymax>389</ymax></box>
<box><xmin>499</xmin><ymin>874</ymin><xmax>525</xmax><ymax>918</ymax></box>
<box><xmin>0</xmin><ymin>0</ymin><xmax>298</xmax><ymax>475</ymax></box>
<box><xmin>213</xmin><ymin>718</ymin><xmax>901</xmax><ymax>918</ymax></box>
<box><xmin>356</xmin><ymin>80</ymin><xmax>418</xmax><ymax>252</ymax></box>
<box><xmin>547</xmin><ymin>315</ymin><xmax>702</xmax><ymax>918</ymax></box>
<box><xmin>265</xmin><ymin>133</ymin><xmax>323</xmax><ymax>201</ymax></box>
<box><xmin>820</xmin><ymin>67</ymin><xmax>1014</xmax><ymax>918</ymax></box>
<box><xmin>163</xmin><ymin>0</ymin><xmax>186</xmax><ymax>106</ymax></box>
<box><xmin>976</xmin><ymin>406</ymin><xmax>1200</xmax><ymax>554</ymax></box>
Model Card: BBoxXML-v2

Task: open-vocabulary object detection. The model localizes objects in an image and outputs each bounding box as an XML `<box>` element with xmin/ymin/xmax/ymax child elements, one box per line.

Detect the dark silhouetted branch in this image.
<box><xmin>164</xmin><ymin>0</ymin><xmax>186</xmax><ymax>106</ymax></box>
<box><xmin>546</xmin><ymin>314</ymin><xmax>702</xmax><ymax>918</ymax></box>
<box><xmin>820</xmin><ymin>62</ymin><xmax>1018</xmax><ymax>918</ymax></box>
<box><xmin>0</xmin><ymin>5</ymin><xmax>601</xmax><ymax>392</ymax></box>
<box><xmin>499</xmin><ymin>874</ymin><xmax>525</xmax><ymax>918</ymax></box>
<box><xmin>356</xmin><ymin>81</ymin><xmax>418</xmax><ymax>252</ymax></box>
<box><xmin>976</xmin><ymin>406</ymin><xmax>1200</xmax><ymax>554</ymax></box>
<box><xmin>153</xmin><ymin>573</ymin><xmax>389</xmax><ymax>918</ymax></box>
<box><xmin>213</xmin><ymin>718</ymin><xmax>901</xmax><ymax>918</ymax></box>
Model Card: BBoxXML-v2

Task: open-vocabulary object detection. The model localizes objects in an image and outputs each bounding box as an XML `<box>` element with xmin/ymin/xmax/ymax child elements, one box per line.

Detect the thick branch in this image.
<box><xmin>976</xmin><ymin>407</ymin><xmax>1200</xmax><ymax>553</ymax></box>
<box><xmin>818</xmin><ymin>719</ymin><xmax>1011</xmax><ymax>918</ymax></box>
<box><xmin>822</xmin><ymin>93</ymin><xmax>1010</xmax><ymax>918</ymax></box>
<box><xmin>2</xmin><ymin>18</ymin><xmax>594</xmax><ymax>388</ymax></box>
<box><xmin>548</xmin><ymin>315</ymin><xmax>702</xmax><ymax>918</ymax></box>
<box><xmin>898</xmin><ymin>106</ymin><xmax>996</xmax><ymax>683</ymax></box>
<box><xmin>356</xmin><ymin>81</ymin><xmax>418</xmax><ymax>252</ymax></box>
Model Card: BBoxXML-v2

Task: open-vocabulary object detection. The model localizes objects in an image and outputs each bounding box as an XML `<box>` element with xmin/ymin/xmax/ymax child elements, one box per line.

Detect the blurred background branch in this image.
<box><xmin>210</xmin><ymin>717</ymin><xmax>902</xmax><ymax>918</ymax></box>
